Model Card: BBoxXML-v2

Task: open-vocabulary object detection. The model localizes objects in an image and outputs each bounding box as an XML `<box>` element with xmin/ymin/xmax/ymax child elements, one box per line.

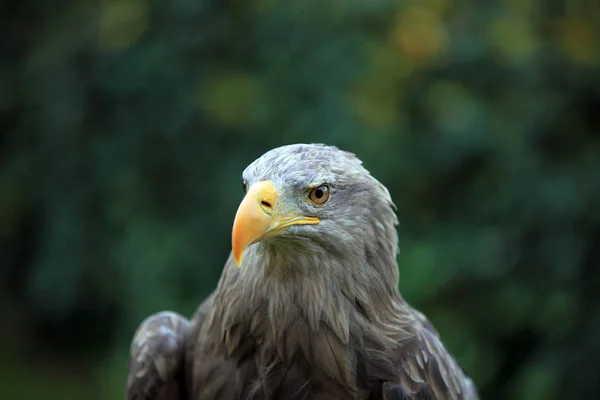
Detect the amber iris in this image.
<box><xmin>309</xmin><ymin>185</ymin><xmax>330</xmax><ymax>204</ymax></box>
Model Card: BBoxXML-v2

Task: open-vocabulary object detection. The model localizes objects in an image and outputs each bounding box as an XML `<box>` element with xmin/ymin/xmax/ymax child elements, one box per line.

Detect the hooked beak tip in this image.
<box><xmin>231</xmin><ymin>181</ymin><xmax>277</xmax><ymax>267</ymax></box>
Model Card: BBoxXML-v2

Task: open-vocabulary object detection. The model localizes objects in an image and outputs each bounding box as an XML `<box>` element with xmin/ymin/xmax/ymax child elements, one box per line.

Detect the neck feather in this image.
<box><xmin>207</xmin><ymin>203</ymin><xmax>418</xmax><ymax>390</ymax></box>
<box><xmin>209</xmin><ymin>230</ymin><xmax>415</xmax><ymax>352</ymax></box>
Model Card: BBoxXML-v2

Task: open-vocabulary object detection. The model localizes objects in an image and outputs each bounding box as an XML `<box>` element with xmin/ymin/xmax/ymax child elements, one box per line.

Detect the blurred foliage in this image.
<box><xmin>1</xmin><ymin>0</ymin><xmax>600</xmax><ymax>399</ymax></box>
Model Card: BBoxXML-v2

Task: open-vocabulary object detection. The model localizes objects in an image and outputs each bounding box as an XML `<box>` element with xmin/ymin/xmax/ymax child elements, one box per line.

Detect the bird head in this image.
<box><xmin>231</xmin><ymin>144</ymin><xmax>398</xmax><ymax>268</ymax></box>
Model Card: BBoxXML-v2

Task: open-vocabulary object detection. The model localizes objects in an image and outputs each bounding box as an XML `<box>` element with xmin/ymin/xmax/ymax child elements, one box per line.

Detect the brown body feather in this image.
<box><xmin>125</xmin><ymin>144</ymin><xmax>479</xmax><ymax>400</ymax></box>
<box><xmin>127</xmin><ymin>261</ymin><xmax>478</xmax><ymax>400</ymax></box>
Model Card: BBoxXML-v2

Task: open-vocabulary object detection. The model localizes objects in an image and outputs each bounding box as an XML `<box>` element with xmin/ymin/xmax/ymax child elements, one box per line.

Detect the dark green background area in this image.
<box><xmin>1</xmin><ymin>0</ymin><xmax>599</xmax><ymax>399</ymax></box>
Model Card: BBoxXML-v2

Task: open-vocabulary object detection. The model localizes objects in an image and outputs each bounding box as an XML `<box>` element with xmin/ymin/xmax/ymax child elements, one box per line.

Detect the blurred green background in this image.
<box><xmin>1</xmin><ymin>0</ymin><xmax>599</xmax><ymax>399</ymax></box>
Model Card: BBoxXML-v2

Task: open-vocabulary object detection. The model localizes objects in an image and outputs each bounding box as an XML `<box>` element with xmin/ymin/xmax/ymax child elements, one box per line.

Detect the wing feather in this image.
<box><xmin>126</xmin><ymin>311</ymin><xmax>190</xmax><ymax>400</ymax></box>
<box><xmin>389</xmin><ymin>320</ymin><xmax>479</xmax><ymax>400</ymax></box>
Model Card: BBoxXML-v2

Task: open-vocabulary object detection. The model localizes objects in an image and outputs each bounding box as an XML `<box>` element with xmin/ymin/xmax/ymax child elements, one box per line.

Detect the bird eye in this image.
<box><xmin>242</xmin><ymin>180</ymin><xmax>248</xmax><ymax>194</ymax></box>
<box><xmin>308</xmin><ymin>184</ymin><xmax>330</xmax><ymax>205</ymax></box>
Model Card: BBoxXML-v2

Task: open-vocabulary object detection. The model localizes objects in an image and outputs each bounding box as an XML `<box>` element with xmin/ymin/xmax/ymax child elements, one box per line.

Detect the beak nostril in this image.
<box><xmin>261</xmin><ymin>200</ymin><xmax>272</xmax><ymax>209</ymax></box>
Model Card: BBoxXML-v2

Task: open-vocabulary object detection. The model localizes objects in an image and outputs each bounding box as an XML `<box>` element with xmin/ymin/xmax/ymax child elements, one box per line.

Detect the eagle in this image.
<box><xmin>125</xmin><ymin>143</ymin><xmax>479</xmax><ymax>400</ymax></box>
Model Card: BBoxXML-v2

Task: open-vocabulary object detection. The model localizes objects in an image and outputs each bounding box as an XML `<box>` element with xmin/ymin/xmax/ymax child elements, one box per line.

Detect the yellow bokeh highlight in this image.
<box><xmin>349</xmin><ymin>43</ymin><xmax>410</xmax><ymax>130</ymax></box>
<box><xmin>198</xmin><ymin>71</ymin><xmax>270</xmax><ymax>128</ymax></box>
<box><xmin>390</xmin><ymin>6</ymin><xmax>449</xmax><ymax>65</ymax></box>
<box><xmin>98</xmin><ymin>0</ymin><xmax>149</xmax><ymax>51</ymax></box>
<box><xmin>489</xmin><ymin>16</ymin><xmax>539</xmax><ymax>64</ymax></box>
<box><xmin>558</xmin><ymin>18</ymin><xmax>598</xmax><ymax>63</ymax></box>
<box><xmin>418</xmin><ymin>0</ymin><xmax>452</xmax><ymax>17</ymax></box>
<box><xmin>351</xmin><ymin>82</ymin><xmax>400</xmax><ymax>130</ymax></box>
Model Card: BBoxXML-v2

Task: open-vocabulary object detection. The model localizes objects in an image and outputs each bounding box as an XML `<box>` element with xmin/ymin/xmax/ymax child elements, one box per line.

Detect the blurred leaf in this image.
<box><xmin>399</xmin><ymin>239</ymin><xmax>453</xmax><ymax>303</ymax></box>
<box><xmin>427</xmin><ymin>80</ymin><xmax>484</xmax><ymax>135</ymax></box>
<box><xmin>512</xmin><ymin>357</ymin><xmax>560</xmax><ymax>400</ymax></box>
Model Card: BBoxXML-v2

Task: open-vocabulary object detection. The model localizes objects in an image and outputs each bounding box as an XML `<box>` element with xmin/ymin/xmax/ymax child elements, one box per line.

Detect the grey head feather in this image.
<box><xmin>241</xmin><ymin>143</ymin><xmax>399</xmax><ymax>265</ymax></box>
<box><xmin>217</xmin><ymin>143</ymin><xmax>407</xmax><ymax>346</ymax></box>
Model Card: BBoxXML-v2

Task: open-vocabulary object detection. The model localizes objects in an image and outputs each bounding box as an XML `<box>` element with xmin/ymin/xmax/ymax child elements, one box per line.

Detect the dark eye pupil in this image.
<box><xmin>315</xmin><ymin>189</ymin><xmax>323</xmax><ymax>198</ymax></box>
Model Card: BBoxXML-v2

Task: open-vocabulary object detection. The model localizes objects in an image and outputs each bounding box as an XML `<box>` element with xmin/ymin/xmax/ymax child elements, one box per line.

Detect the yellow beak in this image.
<box><xmin>231</xmin><ymin>180</ymin><xmax>320</xmax><ymax>267</ymax></box>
